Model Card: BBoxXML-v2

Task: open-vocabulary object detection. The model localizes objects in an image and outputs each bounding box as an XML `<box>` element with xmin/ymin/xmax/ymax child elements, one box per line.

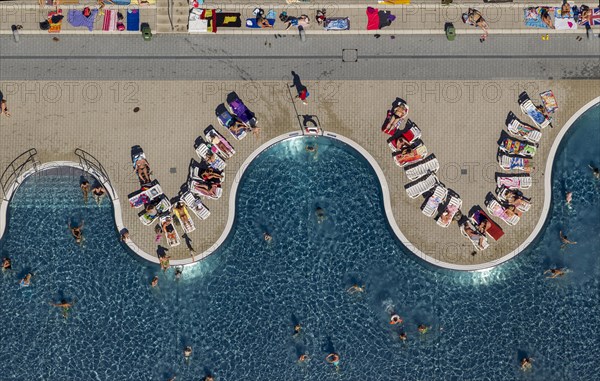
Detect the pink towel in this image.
<box><xmin>103</xmin><ymin>10</ymin><xmax>117</xmax><ymax>31</ymax></box>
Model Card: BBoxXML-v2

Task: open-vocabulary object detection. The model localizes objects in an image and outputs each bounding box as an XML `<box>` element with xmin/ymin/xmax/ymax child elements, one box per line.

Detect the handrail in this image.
<box><xmin>0</xmin><ymin>149</ymin><xmax>39</xmax><ymax>201</ymax></box>
<box><xmin>73</xmin><ymin>148</ymin><xmax>118</xmax><ymax>201</ymax></box>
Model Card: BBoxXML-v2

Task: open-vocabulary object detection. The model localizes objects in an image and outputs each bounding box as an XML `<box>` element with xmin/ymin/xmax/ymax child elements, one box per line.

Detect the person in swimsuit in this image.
<box><xmin>69</xmin><ymin>220</ymin><xmax>84</xmax><ymax>245</ymax></box>
<box><xmin>504</xmin><ymin>190</ymin><xmax>531</xmax><ymax>210</ymax></box>
<box><xmin>183</xmin><ymin>346</ymin><xmax>192</xmax><ymax>361</ymax></box>
<box><xmin>230</xmin><ymin>119</ymin><xmax>252</xmax><ymax>135</ymax></box>
<box><xmin>298</xmin><ymin>353</ymin><xmax>309</xmax><ymax>363</ymax></box>
<box><xmin>390</xmin><ymin>314</ymin><xmax>403</xmax><ymax>325</ymax></box>
<box><xmin>92</xmin><ymin>184</ymin><xmax>106</xmax><ymax>205</ymax></box>
<box><xmin>151</xmin><ymin>276</ymin><xmax>159</xmax><ymax>287</ymax></box>
<box><xmin>559</xmin><ymin>231</ymin><xmax>577</xmax><ymax>249</ymax></box>
<box><xmin>201</xmin><ymin>168</ymin><xmax>223</xmax><ymax>183</ymax></box>
<box><xmin>476</xmin><ymin>218</ymin><xmax>492</xmax><ymax>234</ymax></box>
<box><xmin>263</xmin><ymin>232</ymin><xmax>273</xmax><ymax>243</ymax></box>
<box><xmin>325</xmin><ymin>353</ymin><xmax>340</xmax><ymax>368</ymax></box>
<box><xmin>49</xmin><ymin>299</ymin><xmax>74</xmax><ymax>319</ymax></box>
<box><xmin>175</xmin><ymin>267</ymin><xmax>183</xmax><ymax>280</ymax></box>
<box><xmin>192</xmin><ymin>182</ymin><xmax>220</xmax><ymax>197</ymax></box>
<box><xmin>588</xmin><ymin>164</ymin><xmax>600</xmax><ymax>180</ymax></box>
<box><xmin>120</xmin><ymin>229</ymin><xmax>130</xmax><ymax>242</ymax></box>
<box><xmin>544</xmin><ymin>268</ymin><xmax>566</xmax><ymax>278</ymax></box>
<box><xmin>315</xmin><ymin>207</ymin><xmax>326</xmax><ymax>223</ymax></box>
<box><xmin>520</xmin><ymin>357</ymin><xmax>533</xmax><ymax>371</ymax></box>
<box><xmin>80</xmin><ymin>180</ymin><xmax>90</xmax><ymax>203</ymax></box>
<box><xmin>464</xmin><ymin>224</ymin><xmax>487</xmax><ymax>250</ymax></box>
<box><xmin>462</xmin><ymin>8</ymin><xmax>490</xmax><ymax>41</ymax></box>
<box><xmin>399</xmin><ymin>332</ymin><xmax>408</xmax><ymax>342</ymax></box>
<box><xmin>383</xmin><ymin>104</ymin><xmax>408</xmax><ymax>133</ymax></box>
<box><xmin>208</xmin><ymin>133</ymin><xmax>230</xmax><ymax>155</ymax></box>
<box><xmin>135</xmin><ymin>158</ymin><xmax>152</xmax><ymax>184</ymax></box>
<box><xmin>2</xmin><ymin>257</ymin><xmax>12</xmax><ymax>271</ymax></box>
<box><xmin>293</xmin><ymin>323</ymin><xmax>302</xmax><ymax>337</ymax></box>
<box><xmin>159</xmin><ymin>254</ymin><xmax>171</xmax><ymax>272</ymax></box>
<box><xmin>20</xmin><ymin>273</ymin><xmax>32</xmax><ymax>287</ymax></box>
<box><xmin>347</xmin><ymin>284</ymin><xmax>365</xmax><ymax>294</ymax></box>
<box><xmin>174</xmin><ymin>202</ymin><xmax>193</xmax><ymax>230</ymax></box>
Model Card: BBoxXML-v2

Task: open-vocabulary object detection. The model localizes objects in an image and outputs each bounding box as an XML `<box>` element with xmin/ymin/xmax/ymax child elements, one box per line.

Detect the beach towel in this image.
<box><xmin>580</xmin><ymin>8</ymin><xmax>600</xmax><ymax>26</ymax></box>
<box><xmin>103</xmin><ymin>9</ymin><xmax>118</xmax><ymax>31</ymax></box>
<box><xmin>324</xmin><ymin>17</ymin><xmax>350</xmax><ymax>30</ymax></box>
<box><xmin>366</xmin><ymin>7</ymin><xmax>380</xmax><ymax>30</ymax></box>
<box><xmin>540</xmin><ymin>90</ymin><xmax>558</xmax><ymax>113</ymax></box>
<box><xmin>67</xmin><ymin>9</ymin><xmax>97</xmax><ymax>31</ymax></box>
<box><xmin>126</xmin><ymin>9</ymin><xmax>140</xmax><ymax>31</ymax></box>
<box><xmin>111</xmin><ymin>0</ymin><xmax>131</xmax><ymax>4</ymax></box>
<box><xmin>246</xmin><ymin>18</ymin><xmax>275</xmax><ymax>28</ymax></box>
<box><xmin>473</xmin><ymin>210</ymin><xmax>504</xmax><ymax>241</ymax></box>
<box><xmin>524</xmin><ymin>7</ymin><xmax>550</xmax><ymax>28</ymax></box>
<box><xmin>554</xmin><ymin>8</ymin><xmax>577</xmax><ymax>29</ymax></box>
<box><xmin>379</xmin><ymin>0</ymin><xmax>410</xmax><ymax>4</ymax></box>
<box><xmin>48</xmin><ymin>10</ymin><xmax>64</xmax><ymax>33</ymax></box>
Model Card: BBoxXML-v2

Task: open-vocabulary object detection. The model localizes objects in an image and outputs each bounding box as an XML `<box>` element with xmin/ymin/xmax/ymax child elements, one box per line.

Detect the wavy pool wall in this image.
<box><xmin>2</xmin><ymin>97</ymin><xmax>598</xmax><ymax>270</ymax></box>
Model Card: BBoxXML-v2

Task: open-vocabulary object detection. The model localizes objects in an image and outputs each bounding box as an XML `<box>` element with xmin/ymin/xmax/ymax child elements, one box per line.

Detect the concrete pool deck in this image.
<box><xmin>0</xmin><ymin>80</ymin><xmax>598</xmax><ymax>269</ymax></box>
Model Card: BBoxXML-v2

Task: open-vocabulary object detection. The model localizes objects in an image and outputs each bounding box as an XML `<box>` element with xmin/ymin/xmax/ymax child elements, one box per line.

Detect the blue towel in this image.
<box><xmin>127</xmin><ymin>9</ymin><xmax>140</xmax><ymax>31</ymax></box>
<box><xmin>245</xmin><ymin>18</ymin><xmax>275</xmax><ymax>28</ymax></box>
<box><xmin>67</xmin><ymin>9</ymin><xmax>97</xmax><ymax>31</ymax></box>
<box><xmin>524</xmin><ymin>8</ymin><xmax>549</xmax><ymax>29</ymax></box>
<box><xmin>325</xmin><ymin>18</ymin><xmax>350</xmax><ymax>30</ymax></box>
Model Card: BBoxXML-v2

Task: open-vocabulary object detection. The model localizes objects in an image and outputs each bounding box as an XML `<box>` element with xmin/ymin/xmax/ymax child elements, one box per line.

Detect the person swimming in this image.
<box><xmin>2</xmin><ymin>257</ymin><xmax>11</xmax><ymax>271</ymax></box>
<box><xmin>305</xmin><ymin>143</ymin><xmax>318</xmax><ymax>153</ymax></box>
<box><xmin>293</xmin><ymin>323</ymin><xmax>302</xmax><ymax>337</ymax></box>
<box><xmin>544</xmin><ymin>268</ymin><xmax>567</xmax><ymax>278</ymax></box>
<box><xmin>347</xmin><ymin>284</ymin><xmax>365</xmax><ymax>294</ymax></box>
<box><xmin>175</xmin><ymin>267</ymin><xmax>183</xmax><ymax>280</ymax></box>
<box><xmin>325</xmin><ymin>353</ymin><xmax>340</xmax><ymax>368</ymax></box>
<box><xmin>263</xmin><ymin>232</ymin><xmax>273</xmax><ymax>243</ymax></box>
<box><xmin>20</xmin><ymin>273</ymin><xmax>32</xmax><ymax>287</ymax></box>
<box><xmin>297</xmin><ymin>353</ymin><xmax>309</xmax><ymax>363</ymax></box>
<box><xmin>565</xmin><ymin>191</ymin><xmax>572</xmax><ymax>208</ymax></box>
<box><xmin>49</xmin><ymin>299</ymin><xmax>74</xmax><ymax>319</ymax></box>
<box><xmin>589</xmin><ymin>164</ymin><xmax>600</xmax><ymax>179</ymax></box>
<box><xmin>183</xmin><ymin>346</ymin><xmax>192</xmax><ymax>361</ymax></box>
<box><xmin>520</xmin><ymin>357</ymin><xmax>533</xmax><ymax>371</ymax></box>
<box><xmin>315</xmin><ymin>207</ymin><xmax>326</xmax><ymax>223</ymax></box>
<box><xmin>390</xmin><ymin>314</ymin><xmax>403</xmax><ymax>325</ymax></box>
<box><xmin>399</xmin><ymin>332</ymin><xmax>408</xmax><ymax>342</ymax></box>
<box><xmin>151</xmin><ymin>276</ymin><xmax>159</xmax><ymax>287</ymax></box>
<box><xmin>418</xmin><ymin>324</ymin><xmax>430</xmax><ymax>334</ymax></box>
<box><xmin>69</xmin><ymin>220</ymin><xmax>84</xmax><ymax>244</ymax></box>
<box><xmin>559</xmin><ymin>230</ymin><xmax>577</xmax><ymax>249</ymax></box>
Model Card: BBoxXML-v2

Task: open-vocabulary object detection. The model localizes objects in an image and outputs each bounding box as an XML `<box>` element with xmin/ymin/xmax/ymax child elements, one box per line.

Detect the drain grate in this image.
<box><xmin>342</xmin><ymin>49</ymin><xmax>358</xmax><ymax>62</ymax></box>
<box><xmin>461</xmin><ymin>168</ymin><xmax>468</xmax><ymax>175</ymax></box>
<box><xmin>170</xmin><ymin>167</ymin><xmax>177</xmax><ymax>174</ymax></box>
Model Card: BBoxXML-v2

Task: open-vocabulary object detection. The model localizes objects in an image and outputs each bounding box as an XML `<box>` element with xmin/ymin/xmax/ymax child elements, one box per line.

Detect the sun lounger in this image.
<box><xmin>387</xmin><ymin>121</ymin><xmax>422</xmax><ymax>151</ymax></box>
<box><xmin>496</xmin><ymin>175</ymin><xmax>532</xmax><ymax>190</ymax></box>
<box><xmin>499</xmin><ymin>137</ymin><xmax>537</xmax><ymax>158</ymax></box>
<box><xmin>393</xmin><ymin>144</ymin><xmax>428</xmax><ymax>167</ymax></box>
<box><xmin>138</xmin><ymin>196</ymin><xmax>171</xmax><ymax>225</ymax></box>
<box><xmin>498</xmin><ymin>155</ymin><xmax>531</xmax><ymax>172</ymax></box>
<box><xmin>461</xmin><ymin>221</ymin><xmax>490</xmax><ymax>251</ymax></box>
<box><xmin>205</xmin><ymin>126</ymin><xmax>235</xmax><ymax>159</ymax></box>
<box><xmin>436</xmin><ymin>196</ymin><xmax>462</xmax><ymax>227</ymax></box>
<box><xmin>189</xmin><ymin>179</ymin><xmax>223</xmax><ymax>200</ymax></box>
<box><xmin>173</xmin><ymin>203</ymin><xmax>196</xmax><ymax>233</ymax></box>
<box><xmin>226</xmin><ymin>93</ymin><xmax>257</xmax><ymax>127</ymax></box>
<box><xmin>195</xmin><ymin>141</ymin><xmax>227</xmax><ymax>171</ymax></box>
<box><xmin>497</xmin><ymin>186</ymin><xmax>531</xmax><ymax>212</ymax></box>
<box><xmin>422</xmin><ymin>185</ymin><xmax>448</xmax><ymax>217</ymax></box>
<box><xmin>506</xmin><ymin>113</ymin><xmax>542</xmax><ymax>143</ymax></box>
<box><xmin>182</xmin><ymin>191</ymin><xmax>211</xmax><ymax>220</ymax></box>
<box><xmin>486</xmin><ymin>199</ymin><xmax>520</xmax><ymax>226</ymax></box>
<box><xmin>470</xmin><ymin>209</ymin><xmax>504</xmax><ymax>241</ymax></box>
<box><xmin>405</xmin><ymin>172</ymin><xmax>438</xmax><ymax>199</ymax></box>
<box><xmin>128</xmin><ymin>181</ymin><xmax>163</xmax><ymax>208</ymax></box>
<box><xmin>404</xmin><ymin>155</ymin><xmax>439</xmax><ymax>181</ymax></box>
<box><xmin>382</xmin><ymin>102</ymin><xmax>409</xmax><ymax>135</ymax></box>
<box><xmin>519</xmin><ymin>91</ymin><xmax>551</xmax><ymax>129</ymax></box>
<box><xmin>160</xmin><ymin>215</ymin><xmax>181</xmax><ymax>247</ymax></box>
<box><xmin>131</xmin><ymin>149</ymin><xmax>153</xmax><ymax>185</ymax></box>
<box><xmin>216</xmin><ymin>103</ymin><xmax>247</xmax><ymax>140</ymax></box>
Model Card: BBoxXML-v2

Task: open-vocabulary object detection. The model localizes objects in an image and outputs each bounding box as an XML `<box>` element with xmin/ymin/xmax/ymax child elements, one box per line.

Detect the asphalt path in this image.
<box><xmin>1</xmin><ymin>34</ymin><xmax>599</xmax><ymax>80</ymax></box>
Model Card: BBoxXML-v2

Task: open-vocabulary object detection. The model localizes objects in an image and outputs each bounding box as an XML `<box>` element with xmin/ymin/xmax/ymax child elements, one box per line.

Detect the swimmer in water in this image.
<box><xmin>159</xmin><ymin>255</ymin><xmax>170</xmax><ymax>272</ymax></box>
<box><xmin>203</xmin><ymin>376</ymin><xmax>214</xmax><ymax>381</ymax></box>
<box><xmin>418</xmin><ymin>324</ymin><xmax>430</xmax><ymax>334</ymax></box>
<box><xmin>305</xmin><ymin>143</ymin><xmax>318</xmax><ymax>153</ymax></box>
<box><xmin>520</xmin><ymin>357</ymin><xmax>533</xmax><ymax>371</ymax></box>
<box><xmin>325</xmin><ymin>353</ymin><xmax>340</xmax><ymax>369</ymax></box>
<box><xmin>298</xmin><ymin>353</ymin><xmax>309</xmax><ymax>363</ymax></box>
<box><xmin>69</xmin><ymin>220</ymin><xmax>84</xmax><ymax>245</ymax></box>
<box><xmin>544</xmin><ymin>268</ymin><xmax>566</xmax><ymax>278</ymax></box>
<box><xmin>399</xmin><ymin>332</ymin><xmax>408</xmax><ymax>342</ymax></box>
<box><xmin>347</xmin><ymin>284</ymin><xmax>365</xmax><ymax>294</ymax></box>
<box><xmin>49</xmin><ymin>299</ymin><xmax>74</xmax><ymax>319</ymax></box>
<box><xmin>2</xmin><ymin>257</ymin><xmax>12</xmax><ymax>271</ymax></box>
<box><xmin>263</xmin><ymin>232</ymin><xmax>272</xmax><ymax>243</ymax></box>
<box><xmin>315</xmin><ymin>207</ymin><xmax>326</xmax><ymax>223</ymax></box>
<box><xmin>20</xmin><ymin>273</ymin><xmax>32</xmax><ymax>287</ymax></box>
<box><xmin>175</xmin><ymin>267</ymin><xmax>183</xmax><ymax>280</ymax></box>
<box><xmin>565</xmin><ymin>191</ymin><xmax>572</xmax><ymax>207</ymax></box>
<box><xmin>183</xmin><ymin>346</ymin><xmax>192</xmax><ymax>361</ymax></box>
<box><xmin>390</xmin><ymin>314</ymin><xmax>403</xmax><ymax>325</ymax></box>
<box><xmin>293</xmin><ymin>324</ymin><xmax>302</xmax><ymax>337</ymax></box>
<box><xmin>151</xmin><ymin>276</ymin><xmax>159</xmax><ymax>287</ymax></box>
<box><xmin>560</xmin><ymin>230</ymin><xmax>577</xmax><ymax>249</ymax></box>
<box><xmin>589</xmin><ymin>164</ymin><xmax>600</xmax><ymax>180</ymax></box>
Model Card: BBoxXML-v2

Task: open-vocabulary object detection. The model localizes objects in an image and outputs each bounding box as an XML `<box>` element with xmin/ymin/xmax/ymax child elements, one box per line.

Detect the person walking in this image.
<box><xmin>290</xmin><ymin>71</ymin><xmax>309</xmax><ymax>105</ymax></box>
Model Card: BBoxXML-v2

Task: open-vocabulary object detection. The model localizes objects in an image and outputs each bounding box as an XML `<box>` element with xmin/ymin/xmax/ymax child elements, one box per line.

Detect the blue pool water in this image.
<box><xmin>1</xmin><ymin>105</ymin><xmax>599</xmax><ymax>381</ymax></box>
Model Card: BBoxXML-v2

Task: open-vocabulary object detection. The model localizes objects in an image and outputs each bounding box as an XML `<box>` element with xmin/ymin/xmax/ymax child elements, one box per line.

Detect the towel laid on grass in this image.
<box><xmin>67</xmin><ymin>9</ymin><xmax>97</xmax><ymax>31</ymax></box>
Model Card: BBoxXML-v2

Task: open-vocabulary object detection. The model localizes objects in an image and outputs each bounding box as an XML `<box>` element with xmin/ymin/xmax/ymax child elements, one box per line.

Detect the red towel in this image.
<box><xmin>366</xmin><ymin>7</ymin><xmax>379</xmax><ymax>30</ymax></box>
<box><xmin>479</xmin><ymin>211</ymin><xmax>504</xmax><ymax>241</ymax></box>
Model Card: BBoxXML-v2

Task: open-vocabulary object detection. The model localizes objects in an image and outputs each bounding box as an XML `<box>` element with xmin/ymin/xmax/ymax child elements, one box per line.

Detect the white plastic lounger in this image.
<box><xmin>486</xmin><ymin>199</ymin><xmax>520</xmax><ymax>226</ymax></box>
<box><xmin>205</xmin><ymin>127</ymin><xmax>235</xmax><ymax>159</ymax></box>
<box><xmin>128</xmin><ymin>183</ymin><xmax>163</xmax><ymax>208</ymax></box>
<box><xmin>182</xmin><ymin>192</ymin><xmax>211</xmax><ymax>220</ymax></box>
<box><xmin>405</xmin><ymin>155</ymin><xmax>439</xmax><ymax>181</ymax></box>
<box><xmin>436</xmin><ymin>196</ymin><xmax>462</xmax><ymax>228</ymax></box>
<box><xmin>497</xmin><ymin>186</ymin><xmax>531</xmax><ymax>212</ymax></box>
<box><xmin>195</xmin><ymin>144</ymin><xmax>227</xmax><ymax>171</ymax></box>
<box><xmin>174</xmin><ymin>203</ymin><xmax>196</xmax><ymax>234</ymax></box>
<box><xmin>189</xmin><ymin>180</ymin><xmax>223</xmax><ymax>200</ymax></box>
<box><xmin>405</xmin><ymin>172</ymin><xmax>438</xmax><ymax>199</ymax></box>
<box><xmin>507</xmin><ymin>118</ymin><xmax>542</xmax><ymax>143</ymax></box>
<box><xmin>387</xmin><ymin>124</ymin><xmax>422</xmax><ymax>151</ymax></box>
<box><xmin>519</xmin><ymin>95</ymin><xmax>551</xmax><ymax>129</ymax></box>
<box><xmin>422</xmin><ymin>185</ymin><xmax>448</xmax><ymax>217</ymax></box>
<box><xmin>496</xmin><ymin>175</ymin><xmax>532</xmax><ymax>190</ymax></box>
<box><xmin>139</xmin><ymin>210</ymin><xmax>157</xmax><ymax>226</ymax></box>
<box><xmin>498</xmin><ymin>155</ymin><xmax>531</xmax><ymax>172</ymax></box>
<box><xmin>460</xmin><ymin>222</ymin><xmax>490</xmax><ymax>251</ymax></box>
<box><xmin>160</xmin><ymin>215</ymin><xmax>181</xmax><ymax>247</ymax></box>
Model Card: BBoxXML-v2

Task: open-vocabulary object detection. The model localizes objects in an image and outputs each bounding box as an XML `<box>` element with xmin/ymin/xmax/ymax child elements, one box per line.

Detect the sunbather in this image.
<box><xmin>208</xmin><ymin>133</ymin><xmax>231</xmax><ymax>156</ymax></box>
<box><xmin>201</xmin><ymin>168</ymin><xmax>223</xmax><ymax>183</ymax></box>
<box><xmin>281</xmin><ymin>13</ymin><xmax>310</xmax><ymax>30</ymax></box>
<box><xmin>504</xmin><ymin>189</ymin><xmax>531</xmax><ymax>210</ymax></box>
<box><xmin>439</xmin><ymin>206</ymin><xmax>456</xmax><ymax>226</ymax></box>
<box><xmin>476</xmin><ymin>218</ymin><xmax>492</xmax><ymax>234</ymax></box>
<box><xmin>383</xmin><ymin>104</ymin><xmax>408</xmax><ymax>134</ymax></box>
<box><xmin>540</xmin><ymin>7</ymin><xmax>554</xmax><ymax>28</ymax></box>
<box><xmin>395</xmin><ymin>146</ymin><xmax>424</xmax><ymax>166</ymax></box>
<box><xmin>230</xmin><ymin>120</ymin><xmax>251</xmax><ymax>135</ymax></box>
<box><xmin>462</xmin><ymin>8</ymin><xmax>489</xmax><ymax>42</ymax></box>
<box><xmin>191</xmin><ymin>181</ymin><xmax>220</xmax><ymax>197</ymax></box>
<box><xmin>464</xmin><ymin>224</ymin><xmax>487</xmax><ymax>250</ymax></box>
<box><xmin>135</xmin><ymin>158</ymin><xmax>152</xmax><ymax>184</ymax></box>
<box><xmin>174</xmin><ymin>202</ymin><xmax>193</xmax><ymax>231</ymax></box>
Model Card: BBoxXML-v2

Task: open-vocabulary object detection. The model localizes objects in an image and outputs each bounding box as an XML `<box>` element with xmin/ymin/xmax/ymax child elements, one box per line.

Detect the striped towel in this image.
<box><xmin>103</xmin><ymin>10</ymin><xmax>118</xmax><ymax>31</ymax></box>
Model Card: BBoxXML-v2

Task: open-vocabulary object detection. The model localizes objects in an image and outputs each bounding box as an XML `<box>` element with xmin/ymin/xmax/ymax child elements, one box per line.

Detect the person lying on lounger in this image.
<box><xmin>208</xmin><ymin>134</ymin><xmax>231</xmax><ymax>156</ymax></box>
<box><xmin>201</xmin><ymin>168</ymin><xmax>223</xmax><ymax>183</ymax></box>
<box><xmin>395</xmin><ymin>146</ymin><xmax>423</xmax><ymax>165</ymax></box>
<box><xmin>174</xmin><ymin>202</ymin><xmax>193</xmax><ymax>229</ymax></box>
<box><xmin>230</xmin><ymin>120</ymin><xmax>251</xmax><ymax>135</ymax></box>
<box><xmin>135</xmin><ymin>158</ymin><xmax>152</xmax><ymax>184</ymax></box>
<box><xmin>476</xmin><ymin>218</ymin><xmax>491</xmax><ymax>234</ymax></box>
<box><xmin>504</xmin><ymin>189</ymin><xmax>531</xmax><ymax>209</ymax></box>
<box><xmin>383</xmin><ymin>104</ymin><xmax>408</xmax><ymax>134</ymax></box>
<box><xmin>464</xmin><ymin>224</ymin><xmax>487</xmax><ymax>250</ymax></box>
<box><xmin>439</xmin><ymin>207</ymin><xmax>456</xmax><ymax>226</ymax></box>
<box><xmin>161</xmin><ymin>218</ymin><xmax>178</xmax><ymax>244</ymax></box>
<box><xmin>192</xmin><ymin>182</ymin><xmax>220</xmax><ymax>197</ymax></box>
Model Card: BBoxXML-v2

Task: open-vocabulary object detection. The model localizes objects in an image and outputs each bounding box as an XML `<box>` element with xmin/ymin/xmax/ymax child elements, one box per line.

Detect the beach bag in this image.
<box><xmin>39</xmin><ymin>20</ymin><xmax>50</xmax><ymax>30</ymax></box>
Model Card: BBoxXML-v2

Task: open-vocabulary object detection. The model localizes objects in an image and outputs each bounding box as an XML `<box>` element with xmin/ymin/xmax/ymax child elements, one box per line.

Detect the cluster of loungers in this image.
<box><xmin>126</xmin><ymin>93</ymin><xmax>259</xmax><ymax>249</ymax></box>
<box><xmin>382</xmin><ymin>99</ymin><xmax>463</xmax><ymax>230</ymax></box>
<box><xmin>461</xmin><ymin>91</ymin><xmax>554</xmax><ymax>251</ymax></box>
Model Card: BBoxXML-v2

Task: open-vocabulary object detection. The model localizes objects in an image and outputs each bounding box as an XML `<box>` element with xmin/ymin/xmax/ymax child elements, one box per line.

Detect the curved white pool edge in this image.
<box><xmin>0</xmin><ymin>161</ymin><xmax>158</xmax><ymax>263</ymax></box>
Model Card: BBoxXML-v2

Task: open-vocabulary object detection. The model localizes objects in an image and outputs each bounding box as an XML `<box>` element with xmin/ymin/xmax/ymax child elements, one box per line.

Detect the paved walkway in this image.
<box><xmin>0</xmin><ymin>1</ymin><xmax>597</xmax><ymax>35</ymax></box>
<box><xmin>0</xmin><ymin>78</ymin><xmax>597</xmax><ymax>268</ymax></box>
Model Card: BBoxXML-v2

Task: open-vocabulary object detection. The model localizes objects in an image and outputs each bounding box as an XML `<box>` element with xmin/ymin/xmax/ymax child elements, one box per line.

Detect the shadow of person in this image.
<box><xmin>156</xmin><ymin>245</ymin><xmax>169</xmax><ymax>258</ymax></box>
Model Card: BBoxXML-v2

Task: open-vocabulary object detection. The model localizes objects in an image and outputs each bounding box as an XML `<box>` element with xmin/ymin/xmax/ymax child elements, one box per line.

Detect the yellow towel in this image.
<box><xmin>224</xmin><ymin>16</ymin><xmax>237</xmax><ymax>23</ymax></box>
<box><xmin>378</xmin><ymin>0</ymin><xmax>410</xmax><ymax>4</ymax></box>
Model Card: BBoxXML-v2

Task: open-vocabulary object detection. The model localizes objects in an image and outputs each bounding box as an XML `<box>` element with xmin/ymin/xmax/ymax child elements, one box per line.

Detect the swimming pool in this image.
<box><xmin>0</xmin><ymin>105</ymin><xmax>598</xmax><ymax>380</ymax></box>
